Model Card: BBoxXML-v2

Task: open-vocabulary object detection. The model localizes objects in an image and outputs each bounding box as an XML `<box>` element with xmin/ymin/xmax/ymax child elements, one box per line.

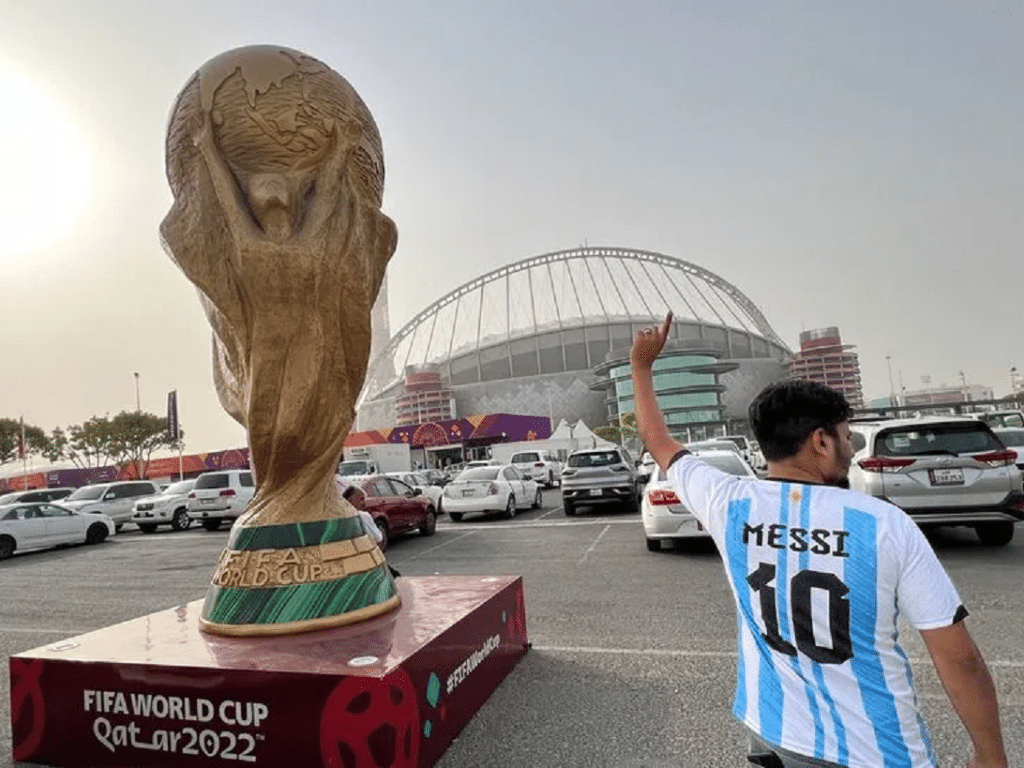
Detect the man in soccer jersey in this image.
<box><xmin>631</xmin><ymin>314</ymin><xmax>1006</xmax><ymax>768</ymax></box>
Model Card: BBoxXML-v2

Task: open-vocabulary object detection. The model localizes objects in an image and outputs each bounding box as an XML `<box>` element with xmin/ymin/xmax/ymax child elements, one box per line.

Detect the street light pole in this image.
<box><xmin>134</xmin><ymin>372</ymin><xmax>140</xmax><ymax>412</ymax></box>
<box><xmin>885</xmin><ymin>356</ymin><xmax>896</xmax><ymax>414</ymax></box>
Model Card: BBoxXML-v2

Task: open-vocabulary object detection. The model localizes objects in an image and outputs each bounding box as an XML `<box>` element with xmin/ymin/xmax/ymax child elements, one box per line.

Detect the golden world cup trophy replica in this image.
<box><xmin>160</xmin><ymin>45</ymin><xmax>399</xmax><ymax>636</ymax></box>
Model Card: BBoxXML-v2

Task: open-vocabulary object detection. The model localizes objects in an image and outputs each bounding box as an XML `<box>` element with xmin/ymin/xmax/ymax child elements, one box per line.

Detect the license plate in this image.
<box><xmin>202</xmin><ymin>498</ymin><xmax>216</xmax><ymax>505</ymax></box>
<box><xmin>929</xmin><ymin>468</ymin><xmax>964</xmax><ymax>486</ymax></box>
<box><xmin>462</xmin><ymin>489</ymin><xmax>475</xmax><ymax>497</ymax></box>
<box><xmin>589</xmin><ymin>489</ymin><xmax>602</xmax><ymax>496</ymax></box>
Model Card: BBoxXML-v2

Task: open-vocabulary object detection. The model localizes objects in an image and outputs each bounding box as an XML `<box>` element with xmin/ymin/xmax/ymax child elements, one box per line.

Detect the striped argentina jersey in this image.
<box><xmin>667</xmin><ymin>454</ymin><xmax>966</xmax><ymax>768</ymax></box>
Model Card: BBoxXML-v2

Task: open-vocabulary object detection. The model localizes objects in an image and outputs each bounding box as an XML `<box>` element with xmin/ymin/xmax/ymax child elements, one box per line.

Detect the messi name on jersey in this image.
<box><xmin>741</xmin><ymin>523</ymin><xmax>850</xmax><ymax>558</ymax></box>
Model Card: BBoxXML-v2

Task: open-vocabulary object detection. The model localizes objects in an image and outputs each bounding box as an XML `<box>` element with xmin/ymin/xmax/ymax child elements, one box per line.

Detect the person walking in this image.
<box><xmin>631</xmin><ymin>313</ymin><xmax>1006</xmax><ymax>768</ymax></box>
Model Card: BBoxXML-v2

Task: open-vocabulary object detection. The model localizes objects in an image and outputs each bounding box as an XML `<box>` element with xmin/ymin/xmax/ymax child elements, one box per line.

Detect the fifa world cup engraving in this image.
<box><xmin>161</xmin><ymin>46</ymin><xmax>399</xmax><ymax>635</ymax></box>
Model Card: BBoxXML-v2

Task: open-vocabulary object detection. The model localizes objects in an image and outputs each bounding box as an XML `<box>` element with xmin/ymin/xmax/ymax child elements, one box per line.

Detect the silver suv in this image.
<box><xmin>561</xmin><ymin>447</ymin><xmax>639</xmax><ymax>516</ymax></box>
<box><xmin>848</xmin><ymin>416</ymin><xmax>1024</xmax><ymax>546</ymax></box>
<box><xmin>60</xmin><ymin>480</ymin><xmax>162</xmax><ymax>530</ymax></box>
<box><xmin>186</xmin><ymin>470</ymin><xmax>255</xmax><ymax>531</ymax></box>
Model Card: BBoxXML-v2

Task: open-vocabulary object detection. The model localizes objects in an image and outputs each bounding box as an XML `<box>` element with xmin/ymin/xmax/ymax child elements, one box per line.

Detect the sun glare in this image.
<box><xmin>0</xmin><ymin>65</ymin><xmax>92</xmax><ymax>259</ymax></box>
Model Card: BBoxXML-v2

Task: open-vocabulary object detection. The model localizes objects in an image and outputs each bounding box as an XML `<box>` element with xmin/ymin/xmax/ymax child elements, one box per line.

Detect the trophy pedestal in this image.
<box><xmin>10</xmin><ymin>575</ymin><xmax>528</xmax><ymax>768</ymax></box>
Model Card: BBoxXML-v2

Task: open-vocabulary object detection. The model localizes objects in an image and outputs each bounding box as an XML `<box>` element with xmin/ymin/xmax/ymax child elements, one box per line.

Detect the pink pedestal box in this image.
<box><xmin>10</xmin><ymin>575</ymin><xmax>528</xmax><ymax>768</ymax></box>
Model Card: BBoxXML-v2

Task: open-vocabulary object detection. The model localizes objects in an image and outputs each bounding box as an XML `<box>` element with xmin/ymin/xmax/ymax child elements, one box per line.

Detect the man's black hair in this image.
<box><xmin>342</xmin><ymin>485</ymin><xmax>361</xmax><ymax>500</ymax></box>
<box><xmin>748</xmin><ymin>380</ymin><xmax>852</xmax><ymax>461</ymax></box>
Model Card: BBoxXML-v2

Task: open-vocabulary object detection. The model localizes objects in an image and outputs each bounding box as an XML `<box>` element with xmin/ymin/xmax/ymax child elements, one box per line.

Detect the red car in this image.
<box><xmin>350</xmin><ymin>474</ymin><xmax>438</xmax><ymax>550</ymax></box>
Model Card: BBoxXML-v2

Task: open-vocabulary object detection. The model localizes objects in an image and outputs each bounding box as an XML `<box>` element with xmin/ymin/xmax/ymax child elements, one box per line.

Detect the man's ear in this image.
<box><xmin>810</xmin><ymin>427</ymin><xmax>832</xmax><ymax>458</ymax></box>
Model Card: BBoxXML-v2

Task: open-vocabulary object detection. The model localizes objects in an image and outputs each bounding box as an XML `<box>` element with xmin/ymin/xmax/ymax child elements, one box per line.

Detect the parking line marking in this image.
<box><xmin>441</xmin><ymin>518</ymin><xmax>635</xmax><ymax>531</ymax></box>
<box><xmin>394</xmin><ymin>531</ymin><xmax>476</xmax><ymax>563</ymax></box>
<box><xmin>531</xmin><ymin>645</ymin><xmax>1024</xmax><ymax>668</ymax></box>
<box><xmin>1</xmin><ymin>627</ymin><xmax>91</xmax><ymax>635</ymax></box>
<box><xmin>578</xmin><ymin>524</ymin><xmax>611</xmax><ymax>564</ymax></box>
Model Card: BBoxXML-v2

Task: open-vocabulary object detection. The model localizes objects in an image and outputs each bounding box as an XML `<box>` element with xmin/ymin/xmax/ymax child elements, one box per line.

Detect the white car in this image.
<box><xmin>509</xmin><ymin>450</ymin><xmax>562</xmax><ymax>488</ymax></box>
<box><xmin>60</xmin><ymin>480</ymin><xmax>162</xmax><ymax>531</ymax></box>
<box><xmin>641</xmin><ymin>449</ymin><xmax>757</xmax><ymax>551</ymax></box>
<box><xmin>442</xmin><ymin>465</ymin><xmax>542</xmax><ymax>522</ymax></box>
<box><xmin>386</xmin><ymin>471</ymin><xmax>444</xmax><ymax>511</ymax></box>
<box><xmin>187</xmin><ymin>470</ymin><xmax>255</xmax><ymax>531</ymax></box>
<box><xmin>0</xmin><ymin>502</ymin><xmax>116</xmax><ymax>559</ymax></box>
<box><xmin>131</xmin><ymin>479</ymin><xmax>197</xmax><ymax>533</ymax></box>
<box><xmin>637</xmin><ymin>452</ymin><xmax>657</xmax><ymax>485</ymax></box>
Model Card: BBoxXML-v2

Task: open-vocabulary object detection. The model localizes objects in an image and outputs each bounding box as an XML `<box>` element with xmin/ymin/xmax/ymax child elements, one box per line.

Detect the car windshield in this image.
<box><xmin>338</xmin><ymin>461</ymin><xmax>372</xmax><ymax>476</ymax></box>
<box><xmin>876</xmin><ymin>423</ymin><xmax>1003</xmax><ymax>457</ymax></box>
<box><xmin>982</xmin><ymin>412</ymin><xmax>1024</xmax><ymax>428</ymax></box>
<box><xmin>656</xmin><ymin>453</ymin><xmax>749</xmax><ymax>480</ymax></box>
<box><xmin>162</xmin><ymin>480</ymin><xmax>195</xmax><ymax>495</ymax></box>
<box><xmin>512</xmin><ymin>453</ymin><xmax>539</xmax><ymax>462</ymax></box>
<box><xmin>65</xmin><ymin>485</ymin><xmax>105</xmax><ymax>501</ymax></box>
<box><xmin>194</xmin><ymin>474</ymin><xmax>229</xmax><ymax>489</ymax></box>
<box><xmin>457</xmin><ymin>468</ymin><xmax>500</xmax><ymax>481</ymax></box>
<box><xmin>568</xmin><ymin>452</ymin><xmax>620</xmax><ymax>468</ymax></box>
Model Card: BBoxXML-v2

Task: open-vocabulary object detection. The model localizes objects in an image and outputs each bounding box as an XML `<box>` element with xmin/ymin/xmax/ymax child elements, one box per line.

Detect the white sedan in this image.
<box><xmin>442</xmin><ymin>465</ymin><xmax>543</xmax><ymax>522</ymax></box>
<box><xmin>0</xmin><ymin>502</ymin><xmax>116</xmax><ymax>559</ymax></box>
<box><xmin>385</xmin><ymin>471</ymin><xmax>445</xmax><ymax>511</ymax></box>
<box><xmin>641</xmin><ymin>450</ymin><xmax>757</xmax><ymax>552</ymax></box>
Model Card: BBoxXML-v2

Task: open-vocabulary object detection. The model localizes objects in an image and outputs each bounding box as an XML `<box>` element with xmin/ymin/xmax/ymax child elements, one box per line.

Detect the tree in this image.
<box><xmin>593</xmin><ymin>425</ymin><xmax>622</xmax><ymax>444</ymax></box>
<box><xmin>0</xmin><ymin>418</ymin><xmax>47</xmax><ymax>465</ymax></box>
<box><xmin>41</xmin><ymin>427</ymin><xmax>68</xmax><ymax>464</ymax></box>
<box><xmin>65</xmin><ymin>416</ymin><xmax>118</xmax><ymax>469</ymax></box>
<box><xmin>106</xmin><ymin>411</ymin><xmax>178</xmax><ymax>479</ymax></box>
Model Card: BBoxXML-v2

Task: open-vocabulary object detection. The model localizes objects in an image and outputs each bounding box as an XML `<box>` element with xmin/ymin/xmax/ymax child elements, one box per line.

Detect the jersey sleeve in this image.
<box><xmin>665</xmin><ymin>453</ymin><xmax>741</xmax><ymax>532</ymax></box>
<box><xmin>892</xmin><ymin>514</ymin><xmax>966</xmax><ymax>630</ymax></box>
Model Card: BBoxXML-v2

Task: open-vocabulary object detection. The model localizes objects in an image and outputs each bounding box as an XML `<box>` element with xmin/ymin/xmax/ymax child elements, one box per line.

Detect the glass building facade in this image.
<box><xmin>594</xmin><ymin>348</ymin><xmax>738</xmax><ymax>440</ymax></box>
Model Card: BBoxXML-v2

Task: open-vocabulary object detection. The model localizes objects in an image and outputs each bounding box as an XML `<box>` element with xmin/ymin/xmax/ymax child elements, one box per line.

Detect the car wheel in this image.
<box><xmin>420</xmin><ymin>508</ymin><xmax>437</xmax><ymax>536</ymax></box>
<box><xmin>646</xmin><ymin>537</ymin><xmax>661</xmax><ymax>553</ymax></box>
<box><xmin>502</xmin><ymin>495</ymin><xmax>516</xmax><ymax>520</ymax></box>
<box><xmin>975</xmin><ymin>522</ymin><xmax>1014</xmax><ymax>547</ymax></box>
<box><xmin>564</xmin><ymin>501</ymin><xmax>575</xmax><ymax>516</ymax></box>
<box><xmin>449</xmin><ymin>512</ymin><xmax>464</xmax><ymax>522</ymax></box>
<box><xmin>171</xmin><ymin>509</ymin><xmax>191</xmax><ymax>531</ymax></box>
<box><xmin>532</xmin><ymin>487</ymin><xmax>543</xmax><ymax>509</ymax></box>
<box><xmin>202</xmin><ymin>519</ymin><xmax>222</xmax><ymax>532</ymax></box>
<box><xmin>85</xmin><ymin>524</ymin><xmax>108</xmax><ymax>545</ymax></box>
<box><xmin>138</xmin><ymin>523</ymin><xmax>158</xmax><ymax>534</ymax></box>
<box><xmin>0</xmin><ymin>535</ymin><xmax>15</xmax><ymax>559</ymax></box>
<box><xmin>546</xmin><ymin>471</ymin><xmax>554</xmax><ymax>489</ymax></box>
<box><xmin>375</xmin><ymin>518</ymin><xmax>389</xmax><ymax>552</ymax></box>
<box><xmin>114</xmin><ymin>523</ymin><xmax>124</xmax><ymax>533</ymax></box>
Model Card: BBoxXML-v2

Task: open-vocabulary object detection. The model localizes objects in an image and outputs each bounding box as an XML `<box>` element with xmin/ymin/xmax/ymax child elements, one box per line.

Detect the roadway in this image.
<box><xmin>2</xmin><ymin>488</ymin><xmax>1023</xmax><ymax>767</ymax></box>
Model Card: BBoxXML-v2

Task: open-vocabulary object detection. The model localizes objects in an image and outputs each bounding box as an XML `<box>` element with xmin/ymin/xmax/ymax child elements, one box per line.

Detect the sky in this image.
<box><xmin>1</xmin><ymin>0</ymin><xmax>1022</xmax><ymax>460</ymax></box>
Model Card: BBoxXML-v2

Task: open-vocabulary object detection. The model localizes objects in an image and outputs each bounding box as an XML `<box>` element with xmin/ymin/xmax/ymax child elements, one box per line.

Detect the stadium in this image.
<box><xmin>357</xmin><ymin>246</ymin><xmax>791</xmax><ymax>442</ymax></box>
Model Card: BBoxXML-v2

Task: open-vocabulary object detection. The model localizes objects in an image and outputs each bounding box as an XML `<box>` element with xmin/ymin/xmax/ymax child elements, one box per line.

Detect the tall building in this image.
<box><xmin>395</xmin><ymin>365</ymin><xmax>455</xmax><ymax>426</ymax></box>
<box><xmin>788</xmin><ymin>327</ymin><xmax>864</xmax><ymax>407</ymax></box>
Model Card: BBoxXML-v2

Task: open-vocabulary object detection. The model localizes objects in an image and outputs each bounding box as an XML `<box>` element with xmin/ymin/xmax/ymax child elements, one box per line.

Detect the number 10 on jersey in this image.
<box><xmin>747</xmin><ymin>563</ymin><xmax>853</xmax><ymax>665</ymax></box>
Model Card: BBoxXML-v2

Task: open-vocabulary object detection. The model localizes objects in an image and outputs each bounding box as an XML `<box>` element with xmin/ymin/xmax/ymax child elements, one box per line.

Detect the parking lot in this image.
<box><xmin>2</xmin><ymin>487</ymin><xmax>1023</xmax><ymax>767</ymax></box>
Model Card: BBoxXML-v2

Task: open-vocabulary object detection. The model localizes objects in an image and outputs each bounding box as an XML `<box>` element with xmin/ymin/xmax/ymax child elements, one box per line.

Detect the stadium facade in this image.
<box><xmin>358</xmin><ymin>247</ymin><xmax>791</xmax><ymax>441</ymax></box>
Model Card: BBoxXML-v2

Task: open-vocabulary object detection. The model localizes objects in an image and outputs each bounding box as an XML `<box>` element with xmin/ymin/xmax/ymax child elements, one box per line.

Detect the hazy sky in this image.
<box><xmin>2</xmin><ymin>1</ymin><xmax>1022</xmax><ymax>459</ymax></box>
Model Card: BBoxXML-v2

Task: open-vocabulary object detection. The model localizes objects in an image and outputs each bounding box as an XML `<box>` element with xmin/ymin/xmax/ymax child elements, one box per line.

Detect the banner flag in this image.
<box><xmin>166</xmin><ymin>391</ymin><xmax>179</xmax><ymax>442</ymax></box>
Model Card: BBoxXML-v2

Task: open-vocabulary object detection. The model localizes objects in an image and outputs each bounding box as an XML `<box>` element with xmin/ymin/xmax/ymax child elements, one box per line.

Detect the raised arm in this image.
<box><xmin>919</xmin><ymin>621</ymin><xmax>1006</xmax><ymax>768</ymax></box>
<box><xmin>630</xmin><ymin>313</ymin><xmax>685</xmax><ymax>471</ymax></box>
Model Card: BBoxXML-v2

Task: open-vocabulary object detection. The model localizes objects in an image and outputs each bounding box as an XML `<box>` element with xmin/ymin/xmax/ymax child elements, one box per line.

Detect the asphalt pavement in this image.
<box><xmin>2</xmin><ymin>488</ymin><xmax>1023</xmax><ymax>767</ymax></box>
